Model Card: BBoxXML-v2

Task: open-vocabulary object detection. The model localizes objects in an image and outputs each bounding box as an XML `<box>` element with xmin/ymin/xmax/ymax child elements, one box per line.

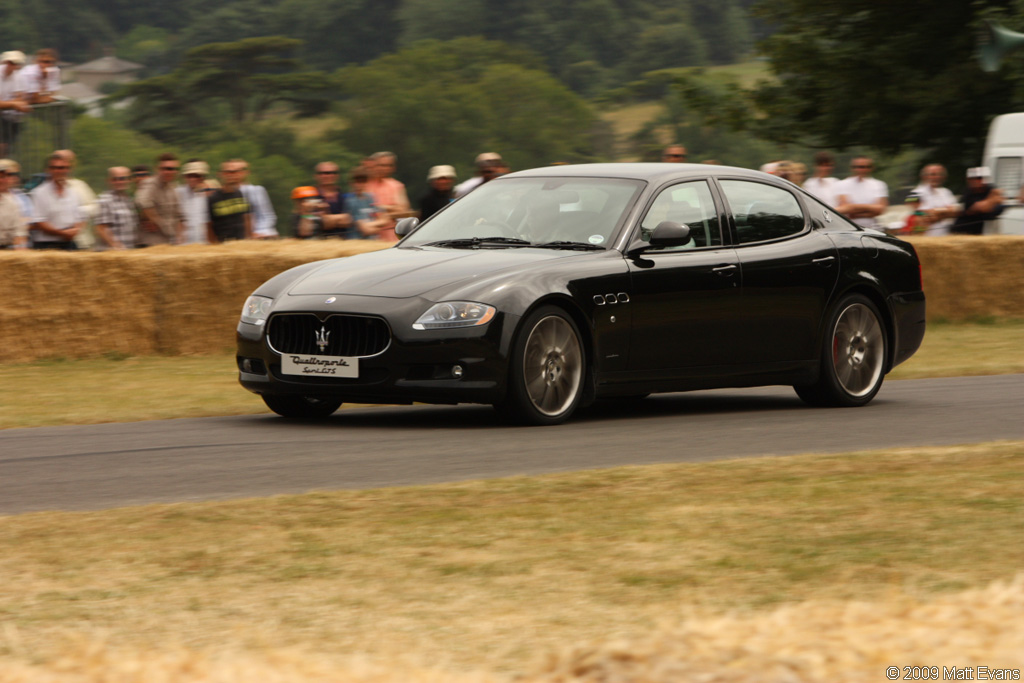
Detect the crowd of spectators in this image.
<box><xmin>755</xmin><ymin>150</ymin><xmax>1007</xmax><ymax>236</ymax></box>
<box><xmin>1</xmin><ymin>134</ymin><xmax>1016</xmax><ymax>252</ymax></box>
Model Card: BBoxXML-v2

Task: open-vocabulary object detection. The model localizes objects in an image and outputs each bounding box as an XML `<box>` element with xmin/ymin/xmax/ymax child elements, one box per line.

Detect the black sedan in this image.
<box><xmin>237</xmin><ymin>164</ymin><xmax>925</xmax><ymax>425</ymax></box>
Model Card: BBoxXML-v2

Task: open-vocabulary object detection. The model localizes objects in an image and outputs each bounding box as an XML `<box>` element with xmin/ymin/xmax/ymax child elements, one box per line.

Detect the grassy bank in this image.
<box><xmin>1</xmin><ymin>443</ymin><xmax>1021</xmax><ymax>678</ymax></box>
<box><xmin>1</xmin><ymin>321</ymin><xmax>1022</xmax><ymax>430</ymax></box>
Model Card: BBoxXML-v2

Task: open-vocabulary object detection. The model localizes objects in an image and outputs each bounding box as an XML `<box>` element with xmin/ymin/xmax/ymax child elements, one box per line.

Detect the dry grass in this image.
<box><xmin>888</xmin><ymin>320</ymin><xmax>1024</xmax><ymax>379</ymax></box>
<box><xmin>3</xmin><ymin>575</ymin><xmax>1022</xmax><ymax>682</ymax></box>
<box><xmin>1</xmin><ymin>444</ymin><xmax>1022</xmax><ymax>680</ymax></box>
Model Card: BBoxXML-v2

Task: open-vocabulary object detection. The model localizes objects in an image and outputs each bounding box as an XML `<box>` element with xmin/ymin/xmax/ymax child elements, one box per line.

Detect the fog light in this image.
<box><xmin>451</xmin><ymin>365</ymin><xmax>464</xmax><ymax>379</ymax></box>
<box><xmin>242</xmin><ymin>358</ymin><xmax>254</xmax><ymax>373</ymax></box>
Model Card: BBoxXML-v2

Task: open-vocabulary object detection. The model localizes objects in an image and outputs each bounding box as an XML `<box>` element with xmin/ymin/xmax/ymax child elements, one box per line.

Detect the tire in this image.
<box><xmin>262</xmin><ymin>394</ymin><xmax>343</xmax><ymax>418</ymax></box>
<box><xmin>496</xmin><ymin>305</ymin><xmax>586</xmax><ymax>425</ymax></box>
<box><xmin>795</xmin><ymin>294</ymin><xmax>888</xmax><ymax>407</ymax></box>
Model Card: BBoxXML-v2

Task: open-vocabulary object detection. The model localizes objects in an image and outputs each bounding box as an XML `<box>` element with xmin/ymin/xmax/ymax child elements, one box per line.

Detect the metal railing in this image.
<box><xmin>0</xmin><ymin>97</ymin><xmax>72</xmax><ymax>176</ymax></box>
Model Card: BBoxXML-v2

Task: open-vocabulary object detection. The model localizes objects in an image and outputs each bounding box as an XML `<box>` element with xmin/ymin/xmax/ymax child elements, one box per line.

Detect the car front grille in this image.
<box><xmin>267</xmin><ymin>313</ymin><xmax>391</xmax><ymax>357</ymax></box>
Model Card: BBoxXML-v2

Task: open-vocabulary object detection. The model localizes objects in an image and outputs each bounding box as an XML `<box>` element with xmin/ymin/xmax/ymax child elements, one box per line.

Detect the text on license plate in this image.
<box><xmin>281</xmin><ymin>354</ymin><xmax>359</xmax><ymax>378</ymax></box>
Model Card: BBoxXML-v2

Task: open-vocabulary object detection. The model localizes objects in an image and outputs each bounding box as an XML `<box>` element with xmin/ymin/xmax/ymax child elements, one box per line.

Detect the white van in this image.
<box><xmin>982</xmin><ymin>112</ymin><xmax>1024</xmax><ymax>234</ymax></box>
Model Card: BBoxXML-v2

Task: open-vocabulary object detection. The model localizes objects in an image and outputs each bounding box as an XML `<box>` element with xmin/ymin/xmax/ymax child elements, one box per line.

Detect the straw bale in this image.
<box><xmin>909</xmin><ymin>235</ymin><xmax>1024</xmax><ymax>321</ymax></box>
<box><xmin>1</xmin><ymin>575</ymin><xmax>1021</xmax><ymax>682</ymax></box>
<box><xmin>0</xmin><ymin>241</ymin><xmax>389</xmax><ymax>363</ymax></box>
<box><xmin>1</xmin><ymin>237</ymin><xmax>1022</xmax><ymax>363</ymax></box>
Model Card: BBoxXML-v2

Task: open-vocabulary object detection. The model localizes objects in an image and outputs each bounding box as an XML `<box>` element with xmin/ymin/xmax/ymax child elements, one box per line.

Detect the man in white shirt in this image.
<box><xmin>835</xmin><ymin>156</ymin><xmax>889</xmax><ymax>228</ymax></box>
<box><xmin>238</xmin><ymin>160</ymin><xmax>277</xmax><ymax>238</ymax></box>
<box><xmin>0</xmin><ymin>159</ymin><xmax>27</xmax><ymax>249</ymax></box>
<box><xmin>30</xmin><ymin>152</ymin><xmax>83</xmax><ymax>250</ymax></box>
<box><xmin>802</xmin><ymin>151</ymin><xmax>841</xmax><ymax>206</ymax></box>
<box><xmin>177</xmin><ymin>160</ymin><xmax>212</xmax><ymax>244</ymax></box>
<box><xmin>0</xmin><ymin>51</ymin><xmax>31</xmax><ymax>157</ymax></box>
<box><xmin>19</xmin><ymin>49</ymin><xmax>61</xmax><ymax>104</ymax></box>
<box><xmin>911</xmin><ymin>164</ymin><xmax>959</xmax><ymax>236</ymax></box>
<box><xmin>454</xmin><ymin>152</ymin><xmax>502</xmax><ymax>198</ymax></box>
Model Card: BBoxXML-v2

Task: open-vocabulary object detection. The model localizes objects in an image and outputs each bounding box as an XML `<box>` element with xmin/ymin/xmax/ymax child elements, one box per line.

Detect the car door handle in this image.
<box><xmin>812</xmin><ymin>256</ymin><xmax>836</xmax><ymax>267</ymax></box>
<box><xmin>712</xmin><ymin>264</ymin><xmax>738</xmax><ymax>276</ymax></box>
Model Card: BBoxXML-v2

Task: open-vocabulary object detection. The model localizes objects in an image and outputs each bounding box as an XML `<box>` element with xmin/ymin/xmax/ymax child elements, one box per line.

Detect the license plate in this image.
<box><xmin>281</xmin><ymin>354</ymin><xmax>359</xmax><ymax>378</ymax></box>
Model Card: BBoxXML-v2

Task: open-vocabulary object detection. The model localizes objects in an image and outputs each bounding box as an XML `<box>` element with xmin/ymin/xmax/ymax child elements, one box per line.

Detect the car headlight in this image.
<box><xmin>240</xmin><ymin>295</ymin><xmax>273</xmax><ymax>326</ymax></box>
<box><xmin>413</xmin><ymin>301</ymin><xmax>496</xmax><ymax>330</ymax></box>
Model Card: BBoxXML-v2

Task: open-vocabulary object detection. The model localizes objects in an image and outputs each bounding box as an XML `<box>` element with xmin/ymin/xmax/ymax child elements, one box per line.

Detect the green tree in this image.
<box><xmin>112</xmin><ymin>36</ymin><xmax>334</xmax><ymax>142</ymax></box>
<box><xmin>334</xmin><ymin>38</ymin><xmax>599</xmax><ymax>201</ymax></box>
<box><xmin>751</xmin><ymin>0</ymin><xmax>1024</xmax><ymax>167</ymax></box>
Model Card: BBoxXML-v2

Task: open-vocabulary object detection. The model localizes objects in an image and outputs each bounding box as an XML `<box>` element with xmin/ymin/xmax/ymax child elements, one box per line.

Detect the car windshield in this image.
<box><xmin>401</xmin><ymin>176</ymin><xmax>644</xmax><ymax>249</ymax></box>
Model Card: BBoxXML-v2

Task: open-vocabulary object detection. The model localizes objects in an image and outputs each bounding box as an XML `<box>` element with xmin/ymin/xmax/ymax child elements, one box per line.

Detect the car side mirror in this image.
<box><xmin>650</xmin><ymin>221</ymin><xmax>692</xmax><ymax>247</ymax></box>
<box><xmin>629</xmin><ymin>221</ymin><xmax>692</xmax><ymax>254</ymax></box>
<box><xmin>395</xmin><ymin>216</ymin><xmax>420</xmax><ymax>238</ymax></box>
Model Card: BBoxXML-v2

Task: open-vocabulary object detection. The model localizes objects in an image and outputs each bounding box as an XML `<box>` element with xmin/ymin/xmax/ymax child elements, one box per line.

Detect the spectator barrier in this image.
<box><xmin>0</xmin><ymin>237</ymin><xmax>1021</xmax><ymax>363</ymax></box>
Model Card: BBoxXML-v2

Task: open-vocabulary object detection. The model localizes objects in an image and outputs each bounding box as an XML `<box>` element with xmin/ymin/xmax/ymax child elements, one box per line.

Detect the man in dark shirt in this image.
<box><xmin>206</xmin><ymin>159</ymin><xmax>252</xmax><ymax>243</ymax></box>
<box><xmin>419</xmin><ymin>165</ymin><xmax>457</xmax><ymax>221</ymax></box>
<box><xmin>951</xmin><ymin>167</ymin><xmax>1004</xmax><ymax>235</ymax></box>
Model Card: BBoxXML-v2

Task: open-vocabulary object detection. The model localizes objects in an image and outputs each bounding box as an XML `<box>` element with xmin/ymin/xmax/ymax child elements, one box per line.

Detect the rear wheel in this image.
<box><xmin>795</xmin><ymin>294</ymin><xmax>888</xmax><ymax>407</ymax></box>
<box><xmin>262</xmin><ymin>394</ymin><xmax>343</xmax><ymax>418</ymax></box>
<box><xmin>496</xmin><ymin>306</ymin><xmax>586</xmax><ymax>425</ymax></box>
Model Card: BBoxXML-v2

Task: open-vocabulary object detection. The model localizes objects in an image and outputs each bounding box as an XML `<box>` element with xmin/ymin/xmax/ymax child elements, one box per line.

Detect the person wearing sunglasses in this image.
<box><xmin>136</xmin><ymin>152</ymin><xmax>186</xmax><ymax>246</ymax></box>
<box><xmin>94</xmin><ymin>167</ymin><xmax>138</xmax><ymax>250</ymax></box>
<box><xmin>661</xmin><ymin>144</ymin><xmax>688</xmax><ymax>163</ymax></box>
<box><xmin>835</xmin><ymin>156</ymin><xmax>889</xmax><ymax>229</ymax></box>
<box><xmin>29</xmin><ymin>151</ymin><xmax>83</xmax><ymax>249</ymax></box>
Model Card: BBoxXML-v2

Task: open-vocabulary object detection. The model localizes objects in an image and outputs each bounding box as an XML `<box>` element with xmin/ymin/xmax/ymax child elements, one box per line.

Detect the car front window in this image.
<box><xmin>401</xmin><ymin>177</ymin><xmax>644</xmax><ymax>249</ymax></box>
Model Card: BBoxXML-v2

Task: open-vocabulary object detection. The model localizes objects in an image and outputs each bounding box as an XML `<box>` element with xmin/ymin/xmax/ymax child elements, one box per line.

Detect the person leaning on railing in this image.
<box><xmin>0</xmin><ymin>51</ymin><xmax>32</xmax><ymax>157</ymax></box>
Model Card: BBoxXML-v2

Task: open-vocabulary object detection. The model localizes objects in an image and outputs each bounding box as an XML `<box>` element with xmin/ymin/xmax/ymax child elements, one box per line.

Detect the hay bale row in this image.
<box><xmin>0</xmin><ymin>241</ymin><xmax>388</xmax><ymax>363</ymax></box>
<box><xmin>909</xmin><ymin>235</ymin><xmax>1024</xmax><ymax>321</ymax></box>
<box><xmin>0</xmin><ymin>237</ymin><xmax>1021</xmax><ymax>363</ymax></box>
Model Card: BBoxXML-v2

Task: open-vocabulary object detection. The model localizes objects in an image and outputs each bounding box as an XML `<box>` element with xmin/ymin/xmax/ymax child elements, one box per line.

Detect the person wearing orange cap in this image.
<box><xmin>291</xmin><ymin>185</ymin><xmax>325</xmax><ymax>239</ymax></box>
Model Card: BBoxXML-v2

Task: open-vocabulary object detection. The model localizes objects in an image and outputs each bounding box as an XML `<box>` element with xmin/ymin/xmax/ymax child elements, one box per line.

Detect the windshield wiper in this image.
<box><xmin>425</xmin><ymin>237</ymin><xmax>532</xmax><ymax>248</ymax></box>
<box><xmin>533</xmin><ymin>240</ymin><xmax>606</xmax><ymax>251</ymax></box>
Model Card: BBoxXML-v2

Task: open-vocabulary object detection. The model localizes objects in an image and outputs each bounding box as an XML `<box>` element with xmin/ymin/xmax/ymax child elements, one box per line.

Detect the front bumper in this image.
<box><xmin>237</xmin><ymin>294</ymin><xmax>517</xmax><ymax>405</ymax></box>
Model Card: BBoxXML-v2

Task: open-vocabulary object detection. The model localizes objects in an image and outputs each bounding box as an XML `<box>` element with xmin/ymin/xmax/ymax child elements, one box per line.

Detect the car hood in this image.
<box><xmin>286</xmin><ymin>246</ymin><xmax>574</xmax><ymax>298</ymax></box>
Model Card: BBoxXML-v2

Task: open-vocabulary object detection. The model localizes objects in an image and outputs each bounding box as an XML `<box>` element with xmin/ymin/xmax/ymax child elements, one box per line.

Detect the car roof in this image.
<box><xmin>504</xmin><ymin>162</ymin><xmax>777</xmax><ymax>185</ymax></box>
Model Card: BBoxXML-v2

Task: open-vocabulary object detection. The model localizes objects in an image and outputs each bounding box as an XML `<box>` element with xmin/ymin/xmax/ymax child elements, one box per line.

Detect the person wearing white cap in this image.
<box><xmin>951</xmin><ymin>167</ymin><xmax>1004</xmax><ymax>235</ymax></box>
<box><xmin>454</xmin><ymin>152</ymin><xmax>502</xmax><ymax>198</ymax></box>
<box><xmin>177</xmin><ymin>160</ymin><xmax>212</xmax><ymax>244</ymax></box>
<box><xmin>419</xmin><ymin>165</ymin><xmax>457</xmax><ymax>221</ymax></box>
<box><xmin>0</xmin><ymin>158</ymin><xmax>28</xmax><ymax>249</ymax></box>
<box><xmin>0</xmin><ymin>51</ymin><xmax>31</xmax><ymax>157</ymax></box>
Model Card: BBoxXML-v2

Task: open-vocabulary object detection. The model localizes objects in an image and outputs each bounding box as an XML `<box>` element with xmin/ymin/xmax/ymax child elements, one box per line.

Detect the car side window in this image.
<box><xmin>640</xmin><ymin>181</ymin><xmax>722</xmax><ymax>249</ymax></box>
<box><xmin>720</xmin><ymin>180</ymin><xmax>806</xmax><ymax>244</ymax></box>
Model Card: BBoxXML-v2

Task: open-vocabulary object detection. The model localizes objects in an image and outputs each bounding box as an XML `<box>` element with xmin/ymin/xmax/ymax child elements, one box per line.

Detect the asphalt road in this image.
<box><xmin>2</xmin><ymin>374</ymin><xmax>1022</xmax><ymax>515</ymax></box>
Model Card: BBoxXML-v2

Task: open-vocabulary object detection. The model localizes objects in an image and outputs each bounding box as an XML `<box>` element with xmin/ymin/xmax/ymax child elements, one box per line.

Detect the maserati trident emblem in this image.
<box><xmin>315</xmin><ymin>325</ymin><xmax>330</xmax><ymax>353</ymax></box>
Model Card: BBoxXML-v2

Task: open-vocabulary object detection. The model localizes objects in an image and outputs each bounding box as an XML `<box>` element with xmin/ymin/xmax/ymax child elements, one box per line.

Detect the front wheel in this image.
<box><xmin>262</xmin><ymin>394</ymin><xmax>343</xmax><ymax>418</ymax></box>
<box><xmin>795</xmin><ymin>294</ymin><xmax>888</xmax><ymax>407</ymax></box>
<box><xmin>496</xmin><ymin>306</ymin><xmax>586</xmax><ymax>425</ymax></box>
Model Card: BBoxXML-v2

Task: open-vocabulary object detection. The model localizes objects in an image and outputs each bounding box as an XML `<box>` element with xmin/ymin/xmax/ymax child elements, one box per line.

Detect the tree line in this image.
<box><xmin>0</xmin><ymin>0</ymin><xmax>759</xmax><ymax>94</ymax></box>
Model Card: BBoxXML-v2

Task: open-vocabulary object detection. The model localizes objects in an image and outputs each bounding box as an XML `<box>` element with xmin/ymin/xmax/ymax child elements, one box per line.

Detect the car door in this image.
<box><xmin>717</xmin><ymin>178</ymin><xmax>840</xmax><ymax>364</ymax></box>
<box><xmin>625</xmin><ymin>179</ymin><xmax>742</xmax><ymax>375</ymax></box>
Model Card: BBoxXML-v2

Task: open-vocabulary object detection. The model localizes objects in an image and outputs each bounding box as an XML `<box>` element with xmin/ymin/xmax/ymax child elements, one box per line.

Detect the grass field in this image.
<box><xmin>1</xmin><ymin>444</ymin><xmax>1022</xmax><ymax>679</ymax></box>
<box><xmin>2</xmin><ymin>321</ymin><xmax>1022</xmax><ymax>681</ymax></box>
<box><xmin>0</xmin><ymin>321</ymin><xmax>1021</xmax><ymax>430</ymax></box>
